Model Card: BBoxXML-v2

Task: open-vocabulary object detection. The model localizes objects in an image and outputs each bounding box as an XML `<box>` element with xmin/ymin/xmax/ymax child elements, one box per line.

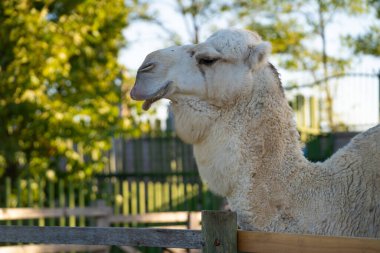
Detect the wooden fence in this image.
<box><xmin>1</xmin><ymin>177</ymin><xmax>222</xmax><ymax>224</ymax></box>
<box><xmin>0</xmin><ymin>209</ymin><xmax>379</xmax><ymax>253</ymax></box>
<box><xmin>0</xmin><ymin>204</ymin><xmax>201</xmax><ymax>253</ymax></box>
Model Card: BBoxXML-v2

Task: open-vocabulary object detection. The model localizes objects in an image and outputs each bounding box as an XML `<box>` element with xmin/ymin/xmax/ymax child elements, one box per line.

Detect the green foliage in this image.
<box><xmin>229</xmin><ymin>0</ymin><xmax>370</xmax><ymax>78</ymax></box>
<box><xmin>131</xmin><ymin>0</ymin><xmax>376</xmax><ymax>79</ymax></box>
<box><xmin>344</xmin><ymin>0</ymin><xmax>380</xmax><ymax>56</ymax></box>
<box><xmin>345</xmin><ymin>26</ymin><xmax>380</xmax><ymax>56</ymax></box>
<box><xmin>228</xmin><ymin>1</ymin><xmax>372</xmax><ymax>131</ymax></box>
<box><xmin>0</xmin><ymin>0</ymin><xmax>140</xmax><ymax>180</ymax></box>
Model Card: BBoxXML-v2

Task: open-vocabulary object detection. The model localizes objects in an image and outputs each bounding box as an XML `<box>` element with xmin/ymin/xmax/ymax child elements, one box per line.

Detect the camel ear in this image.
<box><xmin>247</xmin><ymin>41</ymin><xmax>271</xmax><ymax>69</ymax></box>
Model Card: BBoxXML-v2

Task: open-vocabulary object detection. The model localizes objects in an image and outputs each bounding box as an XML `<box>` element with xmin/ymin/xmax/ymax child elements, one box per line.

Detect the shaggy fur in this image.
<box><xmin>131</xmin><ymin>29</ymin><xmax>380</xmax><ymax>237</ymax></box>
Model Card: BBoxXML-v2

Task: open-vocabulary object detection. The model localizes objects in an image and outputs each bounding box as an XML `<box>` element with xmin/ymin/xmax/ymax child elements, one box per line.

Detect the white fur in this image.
<box><xmin>132</xmin><ymin>29</ymin><xmax>380</xmax><ymax>237</ymax></box>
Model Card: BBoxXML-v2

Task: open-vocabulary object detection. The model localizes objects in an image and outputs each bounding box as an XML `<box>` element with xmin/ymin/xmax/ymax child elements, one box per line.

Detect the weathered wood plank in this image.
<box><xmin>109</xmin><ymin>211</ymin><xmax>199</xmax><ymax>224</ymax></box>
<box><xmin>150</xmin><ymin>225</ymin><xmax>188</xmax><ymax>229</ymax></box>
<box><xmin>188</xmin><ymin>212</ymin><xmax>202</xmax><ymax>230</ymax></box>
<box><xmin>0</xmin><ymin>208</ymin><xmax>63</xmax><ymax>220</ymax></box>
<box><xmin>202</xmin><ymin>210</ymin><xmax>237</xmax><ymax>253</ymax></box>
<box><xmin>0</xmin><ymin>226</ymin><xmax>203</xmax><ymax>249</ymax></box>
<box><xmin>0</xmin><ymin>207</ymin><xmax>111</xmax><ymax>220</ymax></box>
<box><xmin>238</xmin><ymin>230</ymin><xmax>380</xmax><ymax>253</ymax></box>
<box><xmin>0</xmin><ymin>244</ymin><xmax>109</xmax><ymax>253</ymax></box>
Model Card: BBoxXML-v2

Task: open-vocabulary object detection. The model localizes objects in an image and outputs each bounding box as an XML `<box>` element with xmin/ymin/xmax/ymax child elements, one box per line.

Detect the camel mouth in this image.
<box><xmin>142</xmin><ymin>81</ymin><xmax>172</xmax><ymax>110</ymax></box>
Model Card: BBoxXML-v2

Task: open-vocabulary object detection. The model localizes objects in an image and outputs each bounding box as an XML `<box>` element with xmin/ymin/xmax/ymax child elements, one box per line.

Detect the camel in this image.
<box><xmin>130</xmin><ymin>29</ymin><xmax>380</xmax><ymax>237</ymax></box>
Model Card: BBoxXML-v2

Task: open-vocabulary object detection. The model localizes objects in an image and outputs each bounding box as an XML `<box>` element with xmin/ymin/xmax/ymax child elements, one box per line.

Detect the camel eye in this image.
<box><xmin>198</xmin><ymin>57</ymin><xmax>218</xmax><ymax>66</ymax></box>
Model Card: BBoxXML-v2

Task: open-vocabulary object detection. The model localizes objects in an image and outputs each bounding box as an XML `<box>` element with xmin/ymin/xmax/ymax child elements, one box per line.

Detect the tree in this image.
<box><xmin>228</xmin><ymin>0</ymin><xmax>369</xmax><ymax>76</ymax></box>
<box><xmin>229</xmin><ymin>0</ymin><xmax>368</xmax><ymax>131</ymax></box>
<box><xmin>0</xmin><ymin>0</ymin><xmax>140</xmax><ymax>180</ymax></box>
<box><xmin>345</xmin><ymin>0</ymin><xmax>380</xmax><ymax>56</ymax></box>
<box><xmin>299</xmin><ymin>0</ymin><xmax>367</xmax><ymax>131</ymax></box>
<box><xmin>127</xmin><ymin>0</ymin><xmax>224</xmax><ymax>44</ymax></box>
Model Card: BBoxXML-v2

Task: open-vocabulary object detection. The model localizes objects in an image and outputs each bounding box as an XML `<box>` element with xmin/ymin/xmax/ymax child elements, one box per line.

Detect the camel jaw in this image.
<box><xmin>131</xmin><ymin>81</ymin><xmax>172</xmax><ymax>110</ymax></box>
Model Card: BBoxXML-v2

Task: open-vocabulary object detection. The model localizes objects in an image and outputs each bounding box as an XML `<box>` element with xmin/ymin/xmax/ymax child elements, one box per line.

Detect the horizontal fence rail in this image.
<box><xmin>0</xmin><ymin>226</ymin><xmax>203</xmax><ymax>249</ymax></box>
<box><xmin>238</xmin><ymin>231</ymin><xmax>380</xmax><ymax>253</ymax></box>
<box><xmin>0</xmin><ymin>206</ymin><xmax>111</xmax><ymax>221</ymax></box>
<box><xmin>109</xmin><ymin>211</ymin><xmax>201</xmax><ymax>225</ymax></box>
<box><xmin>0</xmin><ymin>206</ymin><xmax>201</xmax><ymax>224</ymax></box>
<box><xmin>0</xmin><ymin>245</ymin><xmax>109</xmax><ymax>253</ymax></box>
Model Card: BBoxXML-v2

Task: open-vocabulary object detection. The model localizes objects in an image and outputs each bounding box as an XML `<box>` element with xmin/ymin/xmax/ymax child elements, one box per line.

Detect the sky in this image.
<box><xmin>119</xmin><ymin>2</ymin><xmax>380</xmax><ymax>78</ymax></box>
<box><xmin>119</xmin><ymin>2</ymin><xmax>380</xmax><ymax>129</ymax></box>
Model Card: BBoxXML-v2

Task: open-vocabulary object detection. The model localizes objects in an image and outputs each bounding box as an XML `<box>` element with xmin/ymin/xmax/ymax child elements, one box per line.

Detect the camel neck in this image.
<box><xmin>242</xmin><ymin>86</ymin><xmax>309</xmax><ymax>179</ymax></box>
<box><xmin>192</xmin><ymin>81</ymin><xmax>310</xmax><ymax>198</ymax></box>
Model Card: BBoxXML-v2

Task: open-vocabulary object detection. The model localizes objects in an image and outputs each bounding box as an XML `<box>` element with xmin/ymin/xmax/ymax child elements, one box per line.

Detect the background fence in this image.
<box><xmin>104</xmin><ymin>134</ymin><xmax>197</xmax><ymax>176</ymax></box>
<box><xmin>285</xmin><ymin>72</ymin><xmax>380</xmax><ymax>160</ymax></box>
<box><xmin>286</xmin><ymin>72</ymin><xmax>380</xmax><ymax>135</ymax></box>
<box><xmin>0</xmin><ymin>177</ymin><xmax>222</xmax><ymax>223</ymax></box>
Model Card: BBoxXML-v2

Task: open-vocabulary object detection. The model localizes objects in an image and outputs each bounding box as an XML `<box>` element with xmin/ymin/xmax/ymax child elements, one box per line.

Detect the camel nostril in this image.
<box><xmin>138</xmin><ymin>62</ymin><xmax>155</xmax><ymax>73</ymax></box>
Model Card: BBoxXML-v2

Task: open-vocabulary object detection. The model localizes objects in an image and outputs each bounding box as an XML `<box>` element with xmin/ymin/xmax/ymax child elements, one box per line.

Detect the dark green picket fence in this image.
<box><xmin>0</xmin><ymin>175</ymin><xmax>222</xmax><ymax>253</ymax></box>
<box><xmin>0</xmin><ymin>176</ymin><xmax>223</xmax><ymax>226</ymax></box>
<box><xmin>104</xmin><ymin>134</ymin><xmax>197</xmax><ymax>175</ymax></box>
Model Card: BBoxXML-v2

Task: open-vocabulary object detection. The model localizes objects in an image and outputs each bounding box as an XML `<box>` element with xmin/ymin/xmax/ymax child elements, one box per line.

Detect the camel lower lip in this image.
<box><xmin>142</xmin><ymin>81</ymin><xmax>172</xmax><ymax>110</ymax></box>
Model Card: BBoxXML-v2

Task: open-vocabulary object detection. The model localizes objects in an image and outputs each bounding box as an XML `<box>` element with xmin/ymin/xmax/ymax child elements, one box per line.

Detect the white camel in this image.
<box><xmin>131</xmin><ymin>29</ymin><xmax>380</xmax><ymax>237</ymax></box>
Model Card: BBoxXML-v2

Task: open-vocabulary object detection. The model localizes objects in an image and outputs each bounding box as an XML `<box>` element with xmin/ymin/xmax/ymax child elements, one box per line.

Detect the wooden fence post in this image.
<box><xmin>94</xmin><ymin>200</ymin><xmax>112</xmax><ymax>253</ymax></box>
<box><xmin>94</xmin><ymin>200</ymin><xmax>112</xmax><ymax>227</ymax></box>
<box><xmin>188</xmin><ymin>212</ymin><xmax>200</xmax><ymax>230</ymax></box>
<box><xmin>202</xmin><ymin>210</ymin><xmax>237</xmax><ymax>253</ymax></box>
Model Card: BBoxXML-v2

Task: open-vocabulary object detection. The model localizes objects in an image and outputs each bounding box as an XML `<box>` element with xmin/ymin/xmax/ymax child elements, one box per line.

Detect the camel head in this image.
<box><xmin>131</xmin><ymin>29</ymin><xmax>272</xmax><ymax>109</ymax></box>
<box><xmin>131</xmin><ymin>29</ymin><xmax>273</xmax><ymax>143</ymax></box>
